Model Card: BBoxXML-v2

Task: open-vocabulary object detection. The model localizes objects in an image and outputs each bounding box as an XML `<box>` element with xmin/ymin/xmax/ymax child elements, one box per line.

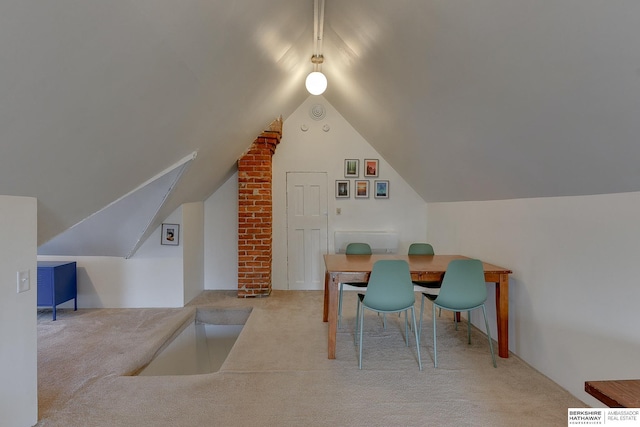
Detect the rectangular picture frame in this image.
<box><xmin>364</xmin><ymin>159</ymin><xmax>379</xmax><ymax>177</ymax></box>
<box><xmin>354</xmin><ymin>180</ymin><xmax>370</xmax><ymax>198</ymax></box>
<box><xmin>344</xmin><ymin>159</ymin><xmax>359</xmax><ymax>178</ymax></box>
<box><xmin>374</xmin><ymin>180</ymin><xmax>389</xmax><ymax>199</ymax></box>
<box><xmin>161</xmin><ymin>223</ymin><xmax>180</xmax><ymax>246</ymax></box>
<box><xmin>335</xmin><ymin>180</ymin><xmax>350</xmax><ymax>198</ymax></box>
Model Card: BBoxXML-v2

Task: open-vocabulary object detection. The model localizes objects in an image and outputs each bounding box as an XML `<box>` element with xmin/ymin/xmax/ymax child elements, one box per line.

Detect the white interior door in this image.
<box><xmin>286</xmin><ymin>172</ymin><xmax>328</xmax><ymax>290</ymax></box>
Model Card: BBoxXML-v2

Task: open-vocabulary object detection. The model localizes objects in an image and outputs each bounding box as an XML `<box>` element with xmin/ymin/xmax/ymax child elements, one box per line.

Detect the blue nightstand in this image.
<box><xmin>37</xmin><ymin>261</ymin><xmax>77</xmax><ymax>321</ymax></box>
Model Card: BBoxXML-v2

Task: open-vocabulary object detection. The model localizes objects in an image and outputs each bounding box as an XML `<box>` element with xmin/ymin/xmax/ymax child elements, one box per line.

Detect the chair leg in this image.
<box><xmin>398</xmin><ymin>309</ymin><xmax>409</xmax><ymax>347</ymax></box>
<box><xmin>354</xmin><ymin>297</ymin><xmax>361</xmax><ymax>346</ymax></box>
<box><xmin>411</xmin><ymin>307</ymin><xmax>422</xmax><ymax>370</ymax></box>
<box><xmin>432</xmin><ymin>303</ymin><xmax>438</xmax><ymax>368</ymax></box>
<box><xmin>358</xmin><ymin>306</ymin><xmax>365</xmax><ymax>369</ymax></box>
<box><xmin>358</xmin><ymin>306</ymin><xmax>423</xmax><ymax>371</ymax></box>
<box><xmin>418</xmin><ymin>293</ymin><xmax>426</xmax><ymax>341</ymax></box>
<box><xmin>481</xmin><ymin>305</ymin><xmax>497</xmax><ymax>368</ymax></box>
<box><xmin>467</xmin><ymin>310</ymin><xmax>472</xmax><ymax>344</ymax></box>
<box><xmin>338</xmin><ymin>283</ymin><xmax>344</xmax><ymax>328</ymax></box>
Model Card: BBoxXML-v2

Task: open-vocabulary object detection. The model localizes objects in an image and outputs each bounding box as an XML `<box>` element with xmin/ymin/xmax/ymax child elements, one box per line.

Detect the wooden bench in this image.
<box><xmin>585</xmin><ymin>380</ymin><xmax>640</xmax><ymax>408</ymax></box>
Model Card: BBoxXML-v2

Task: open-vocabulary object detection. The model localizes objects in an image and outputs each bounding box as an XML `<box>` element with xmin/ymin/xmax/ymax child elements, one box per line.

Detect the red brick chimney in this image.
<box><xmin>237</xmin><ymin>118</ymin><xmax>282</xmax><ymax>297</ymax></box>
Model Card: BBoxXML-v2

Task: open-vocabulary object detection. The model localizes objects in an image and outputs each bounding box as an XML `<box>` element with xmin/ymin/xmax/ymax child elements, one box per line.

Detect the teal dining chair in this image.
<box><xmin>355</xmin><ymin>259</ymin><xmax>422</xmax><ymax>370</ymax></box>
<box><xmin>338</xmin><ymin>242</ymin><xmax>372</xmax><ymax>328</ymax></box>
<box><xmin>419</xmin><ymin>259</ymin><xmax>496</xmax><ymax>368</ymax></box>
<box><xmin>408</xmin><ymin>243</ymin><xmax>442</xmax><ymax>316</ymax></box>
<box><xmin>408</xmin><ymin>243</ymin><xmax>434</xmax><ymax>255</ymax></box>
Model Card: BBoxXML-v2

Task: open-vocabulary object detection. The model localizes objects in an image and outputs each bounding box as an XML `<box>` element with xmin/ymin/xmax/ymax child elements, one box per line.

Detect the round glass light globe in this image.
<box><xmin>305</xmin><ymin>71</ymin><xmax>327</xmax><ymax>95</ymax></box>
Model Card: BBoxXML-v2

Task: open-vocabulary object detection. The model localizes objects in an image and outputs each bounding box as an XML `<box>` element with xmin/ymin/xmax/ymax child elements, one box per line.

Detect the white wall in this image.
<box><xmin>204</xmin><ymin>174</ymin><xmax>238</xmax><ymax>290</ymax></box>
<box><xmin>39</xmin><ymin>209</ymin><xmax>184</xmax><ymax>308</ymax></box>
<box><xmin>271</xmin><ymin>96</ymin><xmax>427</xmax><ymax>289</ymax></box>
<box><xmin>37</xmin><ymin>199</ymin><xmax>201</xmax><ymax>308</ymax></box>
<box><xmin>182</xmin><ymin>202</ymin><xmax>204</xmax><ymax>304</ymax></box>
<box><xmin>0</xmin><ymin>195</ymin><xmax>38</xmax><ymax>427</ymax></box>
<box><xmin>203</xmin><ymin>96</ymin><xmax>427</xmax><ymax>291</ymax></box>
<box><xmin>427</xmin><ymin>192</ymin><xmax>640</xmax><ymax>406</ymax></box>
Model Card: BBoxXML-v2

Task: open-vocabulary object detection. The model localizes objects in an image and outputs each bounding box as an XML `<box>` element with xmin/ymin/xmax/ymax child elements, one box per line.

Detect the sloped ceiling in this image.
<box><xmin>2</xmin><ymin>1</ymin><xmax>640</xmax><ymax>254</ymax></box>
<box><xmin>326</xmin><ymin>1</ymin><xmax>640</xmax><ymax>202</ymax></box>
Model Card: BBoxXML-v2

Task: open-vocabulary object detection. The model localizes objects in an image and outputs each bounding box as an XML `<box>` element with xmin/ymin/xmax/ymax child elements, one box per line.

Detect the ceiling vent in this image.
<box><xmin>309</xmin><ymin>104</ymin><xmax>326</xmax><ymax>121</ymax></box>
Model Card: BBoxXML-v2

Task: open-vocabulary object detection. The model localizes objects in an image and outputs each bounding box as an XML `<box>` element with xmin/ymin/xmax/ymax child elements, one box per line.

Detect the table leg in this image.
<box><xmin>327</xmin><ymin>273</ymin><xmax>338</xmax><ymax>359</ymax></box>
<box><xmin>496</xmin><ymin>274</ymin><xmax>509</xmax><ymax>358</ymax></box>
<box><xmin>323</xmin><ymin>271</ymin><xmax>329</xmax><ymax>322</ymax></box>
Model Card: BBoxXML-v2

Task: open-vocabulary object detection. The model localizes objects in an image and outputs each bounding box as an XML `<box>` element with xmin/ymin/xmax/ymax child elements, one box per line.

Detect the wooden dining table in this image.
<box><xmin>585</xmin><ymin>379</ymin><xmax>640</xmax><ymax>408</ymax></box>
<box><xmin>323</xmin><ymin>254</ymin><xmax>512</xmax><ymax>359</ymax></box>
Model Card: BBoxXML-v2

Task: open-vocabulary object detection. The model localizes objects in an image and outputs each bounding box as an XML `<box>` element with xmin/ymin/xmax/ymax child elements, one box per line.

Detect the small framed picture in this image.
<box><xmin>335</xmin><ymin>180</ymin><xmax>350</xmax><ymax>198</ymax></box>
<box><xmin>364</xmin><ymin>159</ymin><xmax>379</xmax><ymax>177</ymax></box>
<box><xmin>344</xmin><ymin>159</ymin><xmax>359</xmax><ymax>178</ymax></box>
<box><xmin>374</xmin><ymin>180</ymin><xmax>389</xmax><ymax>199</ymax></box>
<box><xmin>354</xmin><ymin>180</ymin><xmax>369</xmax><ymax>198</ymax></box>
<box><xmin>161</xmin><ymin>223</ymin><xmax>180</xmax><ymax>246</ymax></box>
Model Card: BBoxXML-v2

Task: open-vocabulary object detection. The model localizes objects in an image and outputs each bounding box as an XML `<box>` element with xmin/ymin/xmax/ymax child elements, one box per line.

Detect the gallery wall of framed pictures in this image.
<box><xmin>336</xmin><ymin>158</ymin><xmax>389</xmax><ymax>199</ymax></box>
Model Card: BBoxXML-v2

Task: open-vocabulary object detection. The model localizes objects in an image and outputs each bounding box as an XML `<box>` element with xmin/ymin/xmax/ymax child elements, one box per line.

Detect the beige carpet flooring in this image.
<box><xmin>36</xmin><ymin>290</ymin><xmax>586</xmax><ymax>426</ymax></box>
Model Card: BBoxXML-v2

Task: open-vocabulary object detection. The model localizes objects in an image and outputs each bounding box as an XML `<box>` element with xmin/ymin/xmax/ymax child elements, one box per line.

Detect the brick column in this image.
<box><xmin>237</xmin><ymin>118</ymin><xmax>282</xmax><ymax>297</ymax></box>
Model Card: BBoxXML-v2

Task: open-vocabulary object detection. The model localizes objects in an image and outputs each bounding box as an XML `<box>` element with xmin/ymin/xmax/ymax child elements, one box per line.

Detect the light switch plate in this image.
<box><xmin>17</xmin><ymin>270</ymin><xmax>30</xmax><ymax>293</ymax></box>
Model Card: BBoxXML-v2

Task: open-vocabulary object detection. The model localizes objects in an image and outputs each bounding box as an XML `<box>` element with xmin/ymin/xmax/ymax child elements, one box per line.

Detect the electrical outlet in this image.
<box><xmin>336</xmin><ymin>207</ymin><xmax>341</xmax><ymax>215</ymax></box>
<box><xmin>17</xmin><ymin>270</ymin><xmax>30</xmax><ymax>293</ymax></box>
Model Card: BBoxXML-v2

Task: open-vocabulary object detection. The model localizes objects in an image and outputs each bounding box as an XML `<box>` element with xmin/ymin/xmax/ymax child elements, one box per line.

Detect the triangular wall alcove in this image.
<box><xmin>38</xmin><ymin>153</ymin><xmax>196</xmax><ymax>258</ymax></box>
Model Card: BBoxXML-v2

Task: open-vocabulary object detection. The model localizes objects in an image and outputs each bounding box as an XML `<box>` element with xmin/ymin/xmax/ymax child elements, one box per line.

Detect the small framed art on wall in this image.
<box><xmin>336</xmin><ymin>180</ymin><xmax>350</xmax><ymax>198</ymax></box>
<box><xmin>355</xmin><ymin>180</ymin><xmax>369</xmax><ymax>198</ymax></box>
<box><xmin>161</xmin><ymin>223</ymin><xmax>180</xmax><ymax>246</ymax></box>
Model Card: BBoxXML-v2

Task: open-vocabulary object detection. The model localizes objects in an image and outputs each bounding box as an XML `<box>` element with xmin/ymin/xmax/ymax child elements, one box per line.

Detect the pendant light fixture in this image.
<box><xmin>306</xmin><ymin>0</ymin><xmax>327</xmax><ymax>95</ymax></box>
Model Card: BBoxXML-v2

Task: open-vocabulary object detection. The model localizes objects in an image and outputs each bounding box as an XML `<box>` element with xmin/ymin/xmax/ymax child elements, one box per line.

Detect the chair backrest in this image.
<box><xmin>362</xmin><ymin>260</ymin><xmax>415</xmax><ymax>311</ymax></box>
<box><xmin>435</xmin><ymin>259</ymin><xmax>487</xmax><ymax>310</ymax></box>
<box><xmin>346</xmin><ymin>242</ymin><xmax>372</xmax><ymax>255</ymax></box>
<box><xmin>408</xmin><ymin>243</ymin><xmax>434</xmax><ymax>255</ymax></box>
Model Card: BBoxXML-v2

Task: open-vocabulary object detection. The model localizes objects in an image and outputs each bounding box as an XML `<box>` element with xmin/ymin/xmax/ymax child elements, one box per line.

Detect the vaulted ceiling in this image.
<box><xmin>2</xmin><ymin>1</ymin><xmax>640</xmax><ymax>254</ymax></box>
